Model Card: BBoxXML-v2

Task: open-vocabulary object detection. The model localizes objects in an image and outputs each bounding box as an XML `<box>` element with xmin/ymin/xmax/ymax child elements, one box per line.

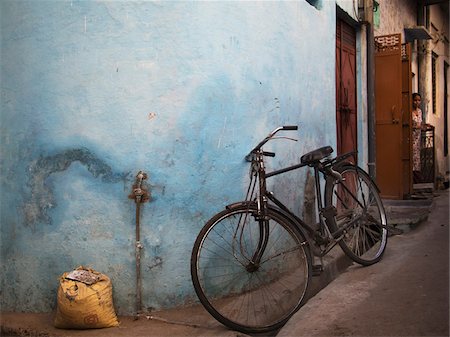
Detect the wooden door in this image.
<box><xmin>375</xmin><ymin>34</ymin><xmax>410</xmax><ymax>199</ymax></box>
<box><xmin>336</xmin><ymin>19</ymin><xmax>357</xmax><ymax>161</ymax></box>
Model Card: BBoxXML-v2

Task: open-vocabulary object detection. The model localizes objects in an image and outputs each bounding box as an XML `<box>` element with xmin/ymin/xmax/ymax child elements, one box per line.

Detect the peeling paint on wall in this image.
<box><xmin>24</xmin><ymin>148</ymin><xmax>127</xmax><ymax>226</ymax></box>
<box><xmin>1</xmin><ymin>0</ymin><xmax>338</xmax><ymax>313</ymax></box>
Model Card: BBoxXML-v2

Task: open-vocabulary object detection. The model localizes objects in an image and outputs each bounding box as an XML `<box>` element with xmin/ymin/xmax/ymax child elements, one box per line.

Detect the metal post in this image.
<box><xmin>366</xmin><ymin>0</ymin><xmax>377</xmax><ymax>180</ymax></box>
<box><xmin>129</xmin><ymin>171</ymin><xmax>150</xmax><ymax>319</ymax></box>
<box><xmin>135</xmin><ymin>200</ymin><xmax>143</xmax><ymax>316</ymax></box>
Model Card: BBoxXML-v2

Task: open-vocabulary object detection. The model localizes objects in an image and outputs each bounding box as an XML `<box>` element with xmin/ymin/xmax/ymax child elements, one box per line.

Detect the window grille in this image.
<box><xmin>375</xmin><ymin>34</ymin><xmax>401</xmax><ymax>53</ymax></box>
<box><xmin>432</xmin><ymin>52</ymin><xmax>437</xmax><ymax>114</ymax></box>
<box><xmin>420</xmin><ymin>125</ymin><xmax>435</xmax><ymax>184</ymax></box>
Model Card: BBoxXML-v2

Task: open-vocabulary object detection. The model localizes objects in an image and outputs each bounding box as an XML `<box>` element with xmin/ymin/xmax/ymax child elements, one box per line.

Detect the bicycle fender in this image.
<box><xmin>225</xmin><ymin>201</ymin><xmax>256</xmax><ymax>210</ymax></box>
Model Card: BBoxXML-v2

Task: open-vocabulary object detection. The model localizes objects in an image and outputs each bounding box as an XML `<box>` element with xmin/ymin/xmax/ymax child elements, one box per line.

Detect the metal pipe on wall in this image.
<box><xmin>129</xmin><ymin>171</ymin><xmax>150</xmax><ymax>319</ymax></box>
<box><xmin>365</xmin><ymin>0</ymin><xmax>376</xmax><ymax>180</ymax></box>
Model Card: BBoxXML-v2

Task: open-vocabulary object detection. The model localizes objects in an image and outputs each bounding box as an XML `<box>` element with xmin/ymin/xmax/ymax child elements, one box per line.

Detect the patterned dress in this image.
<box><xmin>412</xmin><ymin>108</ymin><xmax>422</xmax><ymax>171</ymax></box>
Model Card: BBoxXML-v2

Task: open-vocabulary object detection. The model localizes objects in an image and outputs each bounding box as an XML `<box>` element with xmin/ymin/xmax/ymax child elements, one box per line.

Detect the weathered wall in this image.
<box><xmin>1</xmin><ymin>1</ymin><xmax>337</xmax><ymax>314</ymax></box>
<box><xmin>374</xmin><ymin>0</ymin><xmax>418</xmax><ymax>89</ymax></box>
<box><xmin>374</xmin><ymin>0</ymin><xmax>417</xmax><ymax>39</ymax></box>
<box><xmin>423</xmin><ymin>4</ymin><xmax>449</xmax><ymax>184</ymax></box>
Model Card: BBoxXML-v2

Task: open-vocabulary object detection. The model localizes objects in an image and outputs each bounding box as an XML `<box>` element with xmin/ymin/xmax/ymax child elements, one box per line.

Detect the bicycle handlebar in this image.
<box><xmin>281</xmin><ymin>125</ymin><xmax>298</xmax><ymax>131</ymax></box>
<box><xmin>245</xmin><ymin>126</ymin><xmax>298</xmax><ymax>162</ymax></box>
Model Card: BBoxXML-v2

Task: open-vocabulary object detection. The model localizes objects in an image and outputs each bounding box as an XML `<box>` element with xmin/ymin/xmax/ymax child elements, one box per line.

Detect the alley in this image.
<box><xmin>2</xmin><ymin>191</ymin><xmax>449</xmax><ymax>337</ymax></box>
<box><xmin>279</xmin><ymin>190</ymin><xmax>449</xmax><ymax>337</ymax></box>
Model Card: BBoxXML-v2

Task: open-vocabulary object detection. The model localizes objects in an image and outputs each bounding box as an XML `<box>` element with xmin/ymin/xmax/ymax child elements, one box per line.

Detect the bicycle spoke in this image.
<box><xmin>204</xmin><ymin>230</ymin><xmax>248</xmax><ymax>267</ymax></box>
<box><xmin>327</xmin><ymin>165</ymin><xmax>388</xmax><ymax>265</ymax></box>
<box><xmin>192</xmin><ymin>206</ymin><xmax>310</xmax><ymax>333</ymax></box>
<box><xmin>260</xmin><ymin>243</ymin><xmax>306</xmax><ymax>264</ymax></box>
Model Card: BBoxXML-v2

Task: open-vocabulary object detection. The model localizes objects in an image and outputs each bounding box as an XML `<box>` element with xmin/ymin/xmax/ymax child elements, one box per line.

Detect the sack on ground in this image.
<box><xmin>54</xmin><ymin>266</ymin><xmax>119</xmax><ymax>329</ymax></box>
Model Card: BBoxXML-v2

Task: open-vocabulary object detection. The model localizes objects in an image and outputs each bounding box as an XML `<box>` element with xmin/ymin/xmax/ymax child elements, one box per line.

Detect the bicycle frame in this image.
<box><xmin>266</xmin><ymin>162</ymin><xmax>329</xmax><ymax>239</ymax></box>
<box><xmin>191</xmin><ymin>127</ymin><xmax>388</xmax><ymax>333</ymax></box>
<box><xmin>247</xmin><ymin>146</ymin><xmax>357</xmax><ymax>260</ymax></box>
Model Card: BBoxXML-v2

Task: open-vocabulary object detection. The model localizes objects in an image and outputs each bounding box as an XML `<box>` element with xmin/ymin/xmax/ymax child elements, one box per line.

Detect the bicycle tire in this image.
<box><xmin>191</xmin><ymin>204</ymin><xmax>311</xmax><ymax>333</ymax></box>
<box><xmin>325</xmin><ymin>164</ymin><xmax>388</xmax><ymax>266</ymax></box>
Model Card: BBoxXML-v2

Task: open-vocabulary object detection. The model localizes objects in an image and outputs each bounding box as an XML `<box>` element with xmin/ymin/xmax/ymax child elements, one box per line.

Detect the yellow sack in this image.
<box><xmin>54</xmin><ymin>266</ymin><xmax>119</xmax><ymax>329</ymax></box>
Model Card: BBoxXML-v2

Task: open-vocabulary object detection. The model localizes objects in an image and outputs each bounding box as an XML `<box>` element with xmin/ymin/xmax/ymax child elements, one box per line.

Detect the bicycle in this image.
<box><xmin>191</xmin><ymin>126</ymin><xmax>388</xmax><ymax>334</ymax></box>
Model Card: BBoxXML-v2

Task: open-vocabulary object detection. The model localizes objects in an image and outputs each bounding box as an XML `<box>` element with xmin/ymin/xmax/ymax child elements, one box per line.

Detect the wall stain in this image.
<box><xmin>302</xmin><ymin>169</ymin><xmax>317</xmax><ymax>226</ymax></box>
<box><xmin>147</xmin><ymin>256</ymin><xmax>163</xmax><ymax>270</ymax></box>
<box><xmin>24</xmin><ymin>148</ymin><xmax>127</xmax><ymax>227</ymax></box>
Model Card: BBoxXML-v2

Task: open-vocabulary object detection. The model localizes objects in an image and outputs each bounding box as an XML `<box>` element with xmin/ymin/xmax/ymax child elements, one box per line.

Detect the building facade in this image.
<box><xmin>1</xmin><ymin>1</ymin><xmax>356</xmax><ymax>314</ymax></box>
<box><xmin>422</xmin><ymin>2</ymin><xmax>449</xmax><ymax>188</ymax></box>
<box><xmin>374</xmin><ymin>0</ymin><xmax>449</xmax><ymax>193</ymax></box>
<box><xmin>4</xmin><ymin>0</ymin><xmax>443</xmax><ymax>315</ymax></box>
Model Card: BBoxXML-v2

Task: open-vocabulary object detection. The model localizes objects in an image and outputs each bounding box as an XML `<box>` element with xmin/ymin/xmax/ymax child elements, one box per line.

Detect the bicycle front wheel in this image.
<box><xmin>325</xmin><ymin>165</ymin><xmax>388</xmax><ymax>266</ymax></box>
<box><xmin>191</xmin><ymin>204</ymin><xmax>311</xmax><ymax>333</ymax></box>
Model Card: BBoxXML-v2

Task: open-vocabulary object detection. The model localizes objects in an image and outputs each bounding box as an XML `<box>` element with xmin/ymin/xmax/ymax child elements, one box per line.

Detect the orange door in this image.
<box><xmin>375</xmin><ymin>34</ymin><xmax>404</xmax><ymax>199</ymax></box>
<box><xmin>336</xmin><ymin>19</ymin><xmax>357</xmax><ymax>161</ymax></box>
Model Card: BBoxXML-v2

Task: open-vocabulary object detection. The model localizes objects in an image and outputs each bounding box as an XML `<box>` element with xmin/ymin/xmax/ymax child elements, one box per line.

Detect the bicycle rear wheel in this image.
<box><xmin>191</xmin><ymin>204</ymin><xmax>311</xmax><ymax>333</ymax></box>
<box><xmin>325</xmin><ymin>165</ymin><xmax>388</xmax><ymax>266</ymax></box>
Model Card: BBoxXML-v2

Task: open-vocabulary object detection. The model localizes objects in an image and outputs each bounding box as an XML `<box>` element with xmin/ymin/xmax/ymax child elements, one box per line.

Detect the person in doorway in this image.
<box><xmin>412</xmin><ymin>93</ymin><xmax>425</xmax><ymax>183</ymax></box>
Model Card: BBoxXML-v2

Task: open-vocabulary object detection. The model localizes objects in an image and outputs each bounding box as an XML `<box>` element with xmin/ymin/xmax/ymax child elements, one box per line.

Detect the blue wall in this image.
<box><xmin>1</xmin><ymin>0</ymin><xmax>336</xmax><ymax>314</ymax></box>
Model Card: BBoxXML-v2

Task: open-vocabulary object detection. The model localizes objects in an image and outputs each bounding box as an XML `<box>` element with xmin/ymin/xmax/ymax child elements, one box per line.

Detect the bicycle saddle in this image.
<box><xmin>300</xmin><ymin>146</ymin><xmax>334</xmax><ymax>164</ymax></box>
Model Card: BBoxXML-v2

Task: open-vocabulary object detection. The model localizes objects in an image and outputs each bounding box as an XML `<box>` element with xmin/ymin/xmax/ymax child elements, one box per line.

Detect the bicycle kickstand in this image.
<box><xmin>312</xmin><ymin>256</ymin><xmax>324</xmax><ymax>276</ymax></box>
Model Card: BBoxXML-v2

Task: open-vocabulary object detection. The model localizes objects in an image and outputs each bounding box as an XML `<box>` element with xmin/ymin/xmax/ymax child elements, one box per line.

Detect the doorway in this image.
<box><xmin>336</xmin><ymin>19</ymin><xmax>357</xmax><ymax>161</ymax></box>
<box><xmin>374</xmin><ymin>34</ymin><xmax>413</xmax><ymax>199</ymax></box>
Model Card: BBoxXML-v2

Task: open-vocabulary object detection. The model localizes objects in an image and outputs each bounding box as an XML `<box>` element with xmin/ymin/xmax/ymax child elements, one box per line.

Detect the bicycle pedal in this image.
<box><xmin>312</xmin><ymin>264</ymin><xmax>323</xmax><ymax>276</ymax></box>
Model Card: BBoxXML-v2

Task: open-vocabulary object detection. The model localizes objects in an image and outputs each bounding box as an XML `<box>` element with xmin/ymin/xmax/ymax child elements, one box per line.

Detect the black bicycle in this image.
<box><xmin>191</xmin><ymin>126</ymin><xmax>388</xmax><ymax>333</ymax></box>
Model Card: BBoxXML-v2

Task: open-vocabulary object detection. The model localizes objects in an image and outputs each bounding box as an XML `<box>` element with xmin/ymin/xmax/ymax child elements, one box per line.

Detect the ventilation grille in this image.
<box><xmin>375</xmin><ymin>34</ymin><xmax>401</xmax><ymax>53</ymax></box>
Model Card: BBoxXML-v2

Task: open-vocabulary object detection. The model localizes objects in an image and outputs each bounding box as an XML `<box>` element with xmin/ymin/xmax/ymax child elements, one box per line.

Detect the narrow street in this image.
<box><xmin>1</xmin><ymin>191</ymin><xmax>448</xmax><ymax>337</ymax></box>
<box><xmin>279</xmin><ymin>190</ymin><xmax>449</xmax><ymax>337</ymax></box>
